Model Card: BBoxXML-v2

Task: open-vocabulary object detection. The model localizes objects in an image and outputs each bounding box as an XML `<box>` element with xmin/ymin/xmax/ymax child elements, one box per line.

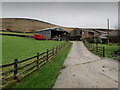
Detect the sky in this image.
<box><xmin>1</xmin><ymin>2</ymin><xmax>119</xmax><ymax>29</ymax></box>
<box><xmin>1</xmin><ymin>0</ymin><xmax>120</xmax><ymax>2</ymax></box>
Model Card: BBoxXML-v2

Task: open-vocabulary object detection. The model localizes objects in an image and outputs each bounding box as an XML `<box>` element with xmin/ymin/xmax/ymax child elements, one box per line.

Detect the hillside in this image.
<box><xmin>0</xmin><ymin>18</ymin><xmax>116</xmax><ymax>33</ymax></box>
<box><xmin>0</xmin><ymin>18</ymin><xmax>73</xmax><ymax>33</ymax></box>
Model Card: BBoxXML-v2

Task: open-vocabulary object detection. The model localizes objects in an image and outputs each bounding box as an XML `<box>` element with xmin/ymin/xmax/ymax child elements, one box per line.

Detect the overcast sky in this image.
<box><xmin>1</xmin><ymin>0</ymin><xmax>120</xmax><ymax>2</ymax></box>
<box><xmin>2</xmin><ymin>2</ymin><xmax>118</xmax><ymax>29</ymax></box>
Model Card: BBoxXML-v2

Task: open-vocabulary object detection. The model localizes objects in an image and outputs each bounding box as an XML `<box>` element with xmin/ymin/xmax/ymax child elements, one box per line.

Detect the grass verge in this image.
<box><xmin>10</xmin><ymin>42</ymin><xmax>72</xmax><ymax>88</ymax></box>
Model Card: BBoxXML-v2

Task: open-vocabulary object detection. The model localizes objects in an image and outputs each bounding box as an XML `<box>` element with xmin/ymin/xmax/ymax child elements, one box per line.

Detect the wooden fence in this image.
<box><xmin>83</xmin><ymin>39</ymin><xmax>105</xmax><ymax>57</ymax></box>
<box><xmin>0</xmin><ymin>42</ymin><xmax>68</xmax><ymax>88</ymax></box>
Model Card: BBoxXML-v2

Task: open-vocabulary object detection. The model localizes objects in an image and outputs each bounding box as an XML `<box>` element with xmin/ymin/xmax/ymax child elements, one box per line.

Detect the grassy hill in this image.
<box><xmin>0</xmin><ymin>18</ymin><xmax>74</xmax><ymax>33</ymax></box>
<box><xmin>0</xmin><ymin>18</ymin><xmax>116</xmax><ymax>33</ymax></box>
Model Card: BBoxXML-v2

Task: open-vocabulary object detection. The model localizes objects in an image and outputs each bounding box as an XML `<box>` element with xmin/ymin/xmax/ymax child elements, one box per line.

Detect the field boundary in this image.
<box><xmin>83</xmin><ymin>39</ymin><xmax>105</xmax><ymax>57</ymax></box>
<box><xmin>1</xmin><ymin>42</ymin><xmax>68</xmax><ymax>88</ymax></box>
<box><xmin>0</xmin><ymin>33</ymin><xmax>33</xmax><ymax>38</ymax></box>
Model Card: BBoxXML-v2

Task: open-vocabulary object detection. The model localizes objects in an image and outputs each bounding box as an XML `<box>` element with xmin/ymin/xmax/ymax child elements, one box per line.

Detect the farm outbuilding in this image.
<box><xmin>69</xmin><ymin>28</ymin><xmax>99</xmax><ymax>41</ymax></box>
<box><xmin>96</xmin><ymin>30</ymin><xmax>109</xmax><ymax>44</ymax></box>
<box><xmin>82</xmin><ymin>30</ymin><xmax>99</xmax><ymax>39</ymax></box>
<box><xmin>35</xmin><ymin>27</ymin><xmax>69</xmax><ymax>41</ymax></box>
<box><xmin>69</xmin><ymin>28</ymin><xmax>82</xmax><ymax>41</ymax></box>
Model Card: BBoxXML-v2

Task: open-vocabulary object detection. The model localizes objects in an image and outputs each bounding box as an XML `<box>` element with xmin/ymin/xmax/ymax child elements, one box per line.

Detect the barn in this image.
<box><xmin>69</xmin><ymin>28</ymin><xmax>82</xmax><ymax>41</ymax></box>
<box><xmin>69</xmin><ymin>28</ymin><xmax>100</xmax><ymax>41</ymax></box>
<box><xmin>35</xmin><ymin>27</ymin><xmax>69</xmax><ymax>41</ymax></box>
<box><xmin>82</xmin><ymin>30</ymin><xmax>99</xmax><ymax>39</ymax></box>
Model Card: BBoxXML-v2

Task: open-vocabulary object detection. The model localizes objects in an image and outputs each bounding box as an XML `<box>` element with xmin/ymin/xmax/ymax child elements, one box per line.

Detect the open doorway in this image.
<box><xmin>51</xmin><ymin>30</ymin><xmax>68</xmax><ymax>41</ymax></box>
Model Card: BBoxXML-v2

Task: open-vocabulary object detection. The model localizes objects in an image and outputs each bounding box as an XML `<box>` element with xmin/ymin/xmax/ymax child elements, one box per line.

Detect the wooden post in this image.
<box><xmin>96</xmin><ymin>45</ymin><xmax>98</xmax><ymax>54</ymax></box>
<box><xmin>58</xmin><ymin>45</ymin><xmax>59</xmax><ymax>51</ymax></box>
<box><xmin>103</xmin><ymin>47</ymin><xmax>105</xmax><ymax>57</ymax></box>
<box><xmin>37</xmin><ymin>53</ymin><xmax>39</xmax><ymax>68</ymax></box>
<box><xmin>56</xmin><ymin>47</ymin><xmax>57</xmax><ymax>53</ymax></box>
<box><xmin>52</xmin><ymin>47</ymin><xmax>54</xmax><ymax>56</ymax></box>
<box><xmin>46</xmin><ymin>49</ymin><xmax>49</xmax><ymax>61</ymax></box>
<box><xmin>59</xmin><ymin>45</ymin><xmax>60</xmax><ymax>51</ymax></box>
<box><xmin>93</xmin><ymin>44</ymin><xmax>94</xmax><ymax>52</ymax></box>
<box><xmin>14</xmin><ymin>59</ymin><xmax>18</xmax><ymax>80</ymax></box>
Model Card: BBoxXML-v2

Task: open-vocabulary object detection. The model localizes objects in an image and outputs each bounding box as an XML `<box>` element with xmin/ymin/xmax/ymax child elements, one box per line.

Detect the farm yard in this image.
<box><xmin>2</xmin><ymin>35</ymin><xmax>65</xmax><ymax>64</ymax></box>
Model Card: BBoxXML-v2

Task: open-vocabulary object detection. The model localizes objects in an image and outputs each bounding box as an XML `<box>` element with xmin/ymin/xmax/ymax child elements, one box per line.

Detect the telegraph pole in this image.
<box><xmin>107</xmin><ymin>18</ymin><xmax>110</xmax><ymax>44</ymax></box>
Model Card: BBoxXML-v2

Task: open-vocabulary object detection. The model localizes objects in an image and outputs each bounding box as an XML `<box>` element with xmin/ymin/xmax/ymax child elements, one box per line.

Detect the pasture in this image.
<box><xmin>11</xmin><ymin>42</ymin><xmax>72</xmax><ymax>88</ymax></box>
<box><xmin>92</xmin><ymin>43</ymin><xmax>119</xmax><ymax>60</ymax></box>
<box><xmin>2</xmin><ymin>35</ymin><xmax>65</xmax><ymax>64</ymax></box>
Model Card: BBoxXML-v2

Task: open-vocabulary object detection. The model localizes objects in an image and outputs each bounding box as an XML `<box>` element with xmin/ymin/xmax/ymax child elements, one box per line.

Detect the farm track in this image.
<box><xmin>53</xmin><ymin>41</ymin><xmax>119</xmax><ymax>88</ymax></box>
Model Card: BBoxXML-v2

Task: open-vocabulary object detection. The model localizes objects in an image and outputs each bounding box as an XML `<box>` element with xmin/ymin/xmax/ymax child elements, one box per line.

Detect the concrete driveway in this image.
<box><xmin>53</xmin><ymin>41</ymin><xmax>119</xmax><ymax>88</ymax></box>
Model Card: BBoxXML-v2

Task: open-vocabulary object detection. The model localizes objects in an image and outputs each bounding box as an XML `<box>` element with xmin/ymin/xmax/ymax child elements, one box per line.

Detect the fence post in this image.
<box><xmin>92</xmin><ymin>44</ymin><xmax>94</xmax><ymax>52</ymax></box>
<box><xmin>96</xmin><ymin>45</ymin><xmax>98</xmax><ymax>54</ymax></box>
<box><xmin>56</xmin><ymin>47</ymin><xmax>57</xmax><ymax>53</ymax></box>
<box><xmin>59</xmin><ymin>45</ymin><xmax>60</xmax><ymax>51</ymax></box>
<box><xmin>37</xmin><ymin>53</ymin><xmax>39</xmax><ymax>68</ymax></box>
<box><xmin>14</xmin><ymin>59</ymin><xmax>18</xmax><ymax>80</ymax></box>
<box><xmin>46</xmin><ymin>49</ymin><xmax>49</xmax><ymax>61</ymax></box>
<box><xmin>103</xmin><ymin>47</ymin><xmax>105</xmax><ymax>57</ymax></box>
<box><xmin>52</xmin><ymin>47</ymin><xmax>54</xmax><ymax>56</ymax></box>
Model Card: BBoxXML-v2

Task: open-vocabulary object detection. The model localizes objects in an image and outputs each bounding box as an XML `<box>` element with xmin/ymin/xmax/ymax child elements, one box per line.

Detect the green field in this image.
<box><xmin>11</xmin><ymin>42</ymin><xmax>72</xmax><ymax>88</ymax></box>
<box><xmin>92</xmin><ymin>44</ymin><xmax>120</xmax><ymax>60</ymax></box>
<box><xmin>2</xmin><ymin>35</ymin><xmax>65</xmax><ymax>64</ymax></box>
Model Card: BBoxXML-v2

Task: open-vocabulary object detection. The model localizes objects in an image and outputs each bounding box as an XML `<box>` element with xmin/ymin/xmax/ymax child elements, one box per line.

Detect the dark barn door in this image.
<box><xmin>51</xmin><ymin>30</ymin><xmax>69</xmax><ymax>41</ymax></box>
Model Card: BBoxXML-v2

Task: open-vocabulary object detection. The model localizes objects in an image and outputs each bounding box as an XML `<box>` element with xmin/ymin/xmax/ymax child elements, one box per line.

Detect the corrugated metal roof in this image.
<box><xmin>36</xmin><ymin>27</ymin><xmax>67</xmax><ymax>32</ymax></box>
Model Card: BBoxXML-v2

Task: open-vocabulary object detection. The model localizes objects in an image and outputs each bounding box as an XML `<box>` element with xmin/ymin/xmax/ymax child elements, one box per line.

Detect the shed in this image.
<box><xmin>99</xmin><ymin>36</ymin><xmax>109</xmax><ymax>44</ymax></box>
<box><xmin>97</xmin><ymin>31</ymin><xmax>109</xmax><ymax>44</ymax></box>
<box><xmin>82</xmin><ymin>30</ymin><xmax>99</xmax><ymax>39</ymax></box>
<box><xmin>35</xmin><ymin>27</ymin><xmax>69</xmax><ymax>40</ymax></box>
